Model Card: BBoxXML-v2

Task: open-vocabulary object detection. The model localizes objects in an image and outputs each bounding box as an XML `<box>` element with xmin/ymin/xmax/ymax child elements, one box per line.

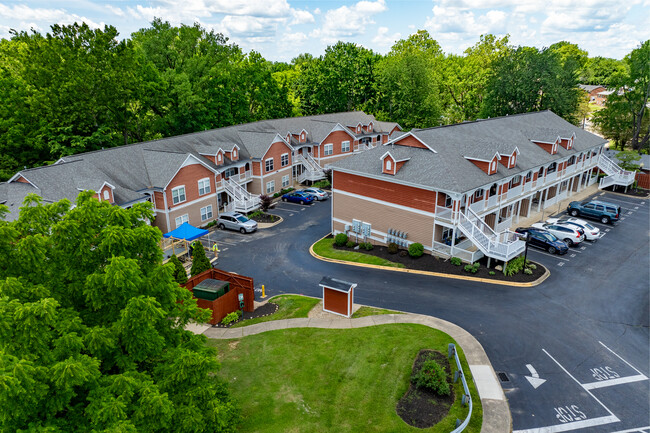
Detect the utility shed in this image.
<box><xmin>319</xmin><ymin>276</ymin><xmax>356</xmax><ymax>318</ymax></box>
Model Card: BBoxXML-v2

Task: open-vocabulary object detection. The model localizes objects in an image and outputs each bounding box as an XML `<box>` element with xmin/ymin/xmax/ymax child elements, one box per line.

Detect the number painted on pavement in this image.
<box><xmin>555</xmin><ymin>405</ymin><xmax>587</xmax><ymax>423</ymax></box>
<box><xmin>590</xmin><ymin>366</ymin><xmax>619</xmax><ymax>381</ymax></box>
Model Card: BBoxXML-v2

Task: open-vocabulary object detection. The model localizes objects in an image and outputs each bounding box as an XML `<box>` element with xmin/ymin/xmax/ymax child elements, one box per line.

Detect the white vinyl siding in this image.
<box><xmin>171</xmin><ymin>186</ymin><xmax>186</xmax><ymax>205</ymax></box>
<box><xmin>200</xmin><ymin>205</ymin><xmax>213</xmax><ymax>221</ymax></box>
<box><xmin>265</xmin><ymin>158</ymin><xmax>274</xmax><ymax>172</ymax></box>
<box><xmin>198</xmin><ymin>178</ymin><xmax>210</xmax><ymax>195</ymax></box>
<box><xmin>175</xmin><ymin>214</ymin><xmax>189</xmax><ymax>228</ymax></box>
<box><xmin>341</xmin><ymin>141</ymin><xmax>350</xmax><ymax>152</ymax></box>
<box><xmin>266</xmin><ymin>180</ymin><xmax>275</xmax><ymax>194</ymax></box>
<box><xmin>324</xmin><ymin>143</ymin><xmax>333</xmax><ymax>156</ymax></box>
<box><xmin>282</xmin><ymin>175</ymin><xmax>290</xmax><ymax>188</ymax></box>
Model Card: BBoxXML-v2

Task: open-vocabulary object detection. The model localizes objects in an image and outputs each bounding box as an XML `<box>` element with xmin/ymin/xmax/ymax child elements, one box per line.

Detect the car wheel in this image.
<box><xmin>282</xmin><ymin>197</ymin><xmax>287</xmax><ymax>202</ymax></box>
<box><xmin>570</xmin><ymin>209</ymin><xmax>579</xmax><ymax>217</ymax></box>
<box><xmin>218</xmin><ymin>224</ymin><xmax>225</xmax><ymax>230</ymax></box>
<box><xmin>564</xmin><ymin>238</ymin><xmax>573</xmax><ymax>247</ymax></box>
<box><xmin>548</xmin><ymin>246</ymin><xmax>557</xmax><ymax>254</ymax></box>
<box><xmin>300</xmin><ymin>200</ymin><xmax>304</xmax><ymax>205</ymax></box>
<box><xmin>240</xmin><ymin>228</ymin><xmax>246</xmax><ymax>234</ymax></box>
<box><xmin>601</xmin><ymin>216</ymin><xmax>610</xmax><ymax>224</ymax></box>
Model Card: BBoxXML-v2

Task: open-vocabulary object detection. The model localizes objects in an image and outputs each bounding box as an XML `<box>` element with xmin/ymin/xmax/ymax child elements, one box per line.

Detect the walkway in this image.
<box><xmin>199</xmin><ymin>309</ymin><xmax>511</xmax><ymax>433</ymax></box>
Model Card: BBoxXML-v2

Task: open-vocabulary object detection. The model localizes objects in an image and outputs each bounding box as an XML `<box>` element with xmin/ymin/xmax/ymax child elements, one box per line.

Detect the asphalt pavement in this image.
<box><xmin>213</xmin><ymin>194</ymin><xmax>650</xmax><ymax>433</ymax></box>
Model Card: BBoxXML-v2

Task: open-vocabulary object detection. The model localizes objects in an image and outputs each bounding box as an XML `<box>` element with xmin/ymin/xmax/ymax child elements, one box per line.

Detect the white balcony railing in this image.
<box><xmin>487</xmin><ymin>195</ymin><xmax>498</xmax><ymax>209</ymax></box>
<box><xmin>545</xmin><ymin>171</ymin><xmax>557</xmax><ymax>184</ymax></box>
<box><xmin>469</xmin><ymin>200</ymin><xmax>485</xmax><ymax>213</ymax></box>
<box><xmin>506</xmin><ymin>184</ymin><xmax>522</xmax><ymax>200</ymax></box>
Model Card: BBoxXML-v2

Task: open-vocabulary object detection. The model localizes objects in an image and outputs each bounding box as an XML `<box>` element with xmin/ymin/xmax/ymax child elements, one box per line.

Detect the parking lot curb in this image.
<box><xmin>257</xmin><ymin>215</ymin><xmax>283</xmax><ymax>229</ymax></box>
<box><xmin>309</xmin><ymin>236</ymin><xmax>551</xmax><ymax>288</ymax></box>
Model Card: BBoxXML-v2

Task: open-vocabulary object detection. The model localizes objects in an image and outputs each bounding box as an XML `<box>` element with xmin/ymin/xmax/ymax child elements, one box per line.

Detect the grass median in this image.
<box><xmin>312</xmin><ymin>237</ymin><xmax>404</xmax><ymax>268</ymax></box>
<box><xmin>210</xmin><ymin>324</ymin><xmax>481</xmax><ymax>432</ymax></box>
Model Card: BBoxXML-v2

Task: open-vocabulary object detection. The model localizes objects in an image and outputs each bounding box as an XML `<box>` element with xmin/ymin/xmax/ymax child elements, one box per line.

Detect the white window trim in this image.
<box><xmin>342</xmin><ymin>140</ymin><xmax>350</xmax><ymax>153</ymax></box>
<box><xmin>103</xmin><ymin>190</ymin><xmax>110</xmax><ymax>200</ymax></box>
<box><xmin>282</xmin><ymin>174</ymin><xmax>290</xmax><ymax>188</ymax></box>
<box><xmin>200</xmin><ymin>205</ymin><xmax>213</xmax><ymax>221</ymax></box>
<box><xmin>281</xmin><ymin>153</ymin><xmax>289</xmax><ymax>167</ymax></box>
<box><xmin>198</xmin><ymin>178</ymin><xmax>211</xmax><ymax>196</ymax></box>
<box><xmin>385</xmin><ymin>159</ymin><xmax>392</xmax><ymax>170</ymax></box>
<box><xmin>490</xmin><ymin>161</ymin><xmax>496</xmax><ymax>172</ymax></box>
<box><xmin>175</xmin><ymin>214</ymin><xmax>189</xmax><ymax>228</ymax></box>
<box><xmin>265</xmin><ymin>158</ymin><xmax>274</xmax><ymax>172</ymax></box>
<box><xmin>266</xmin><ymin>180</ymin><xmax>275</xmax><ymax>194</ymax></box>
<box><xmin>171</xmin><ymin>186</ymin><xmax>186</xmax><ymax>205</ymax></box>
<box><xmin>217</xmin><ymin>153</ymin><xmax>222</xmax><ymax>162</ymax></box>
<box><xmin>324</xmin><ymin>143</ymin><xmax>333</xmax><ymax>156</ymax></box>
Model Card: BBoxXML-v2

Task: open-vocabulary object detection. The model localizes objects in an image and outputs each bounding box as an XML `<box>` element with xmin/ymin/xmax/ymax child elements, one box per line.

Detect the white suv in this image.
<box><xmin>531</xmin><ymin>222</ymin><xmax>585</xmax><ymax>247</ymax></box>
<box><xmin>546</xmin><ymin>217</ymin><xmax>600</xmax><ymax>241</ymax></box>
<box><xmin>216</xmin><ymin>212</ymin><xmax>258</xmax><ymax>233</ymax></box>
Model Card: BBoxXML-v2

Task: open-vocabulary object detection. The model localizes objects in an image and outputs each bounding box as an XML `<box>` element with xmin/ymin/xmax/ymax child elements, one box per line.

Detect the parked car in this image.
<box><xmin>515</xmin><ymin>227</ymin><xmax>570</xmax><ymax>255</ymax></box>
<box><xmin>300</xmin><ymin>187</ymin><xmax>329</xmax><ymax>201</ymax></box>
<box><xmin>531</xmin><ymin>222</ymin><xmax>585</xmax><ymax>247</ymax></box>
<box><xmin>216</xmin><ymin>212</ymin><xmax>258</xmax><ymax>233</ymax></box>
<box><xmin>282</xmin><ymin>191</ymin><xmax>315</xmax><ymax>205</ymax></box>
<box><xmin>546</xmin><ymin>217</ymin><xmax>601</xmax><ymax>241</ymax></box>
<box><xmin>567</xmin><ymin>200</ymin><xmax>621</xmax><ymax>224</ymax></box>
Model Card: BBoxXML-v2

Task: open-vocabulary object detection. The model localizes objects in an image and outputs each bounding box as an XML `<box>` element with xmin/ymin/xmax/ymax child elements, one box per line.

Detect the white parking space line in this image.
<box><xmin>599</xmin><ymin>342</ymin><xmax>648</xmax><ymax>376</ymax></box>
<box><xmin>607</xmin><ymin>426</ymin><xmax>650</xmax><ymax>433</ymax></box>
<box><xmin>529</xmin><ymin>250</ymin><xmax>571</xmax><ymax>261</ymax></box>
<box><xmin>598</xmin><ymin>197</ymin><xmax>646</xmax><ymax>206</ymax></box>
<box><xmin>582</xmin><ymin>374</ymin><xmax>648</xmax><ymax>390</ymax></box>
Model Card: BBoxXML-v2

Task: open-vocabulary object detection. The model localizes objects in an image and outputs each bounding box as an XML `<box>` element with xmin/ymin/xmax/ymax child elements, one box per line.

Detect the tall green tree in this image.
<box><xmin>374</xmin><ymin>30</ymin><xmax>443</xmax><ymax>128</ymax></box>
<box><xmin>581</xmin><ymin>56</ymin><xmax>629</xmax><ymax>85</ymax></box>
<box><xmin>0</xmin><ymin>193</ymin><xmax>238</xmax><ymax>432</ymax></box>
<box><xmin>481</xmin><ymin>46</ymin><xmax>582</xmax><ymax>123</ymax></box>
<box><xmin>190</xmin><ymin>240</ymin><xmax>212</xmax><ymax>277</ymax></box>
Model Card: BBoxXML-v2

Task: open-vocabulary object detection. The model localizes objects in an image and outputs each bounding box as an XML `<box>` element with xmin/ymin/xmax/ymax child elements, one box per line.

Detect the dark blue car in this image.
<box><xmin>281</xmin><ymin>191</ymin><xmax>315</xmax><ymax>205</ymax></box>
<box><xmin>515</xmin><ymin>227</ymin><xmax>569</xmax><ymax>255</ymax></box>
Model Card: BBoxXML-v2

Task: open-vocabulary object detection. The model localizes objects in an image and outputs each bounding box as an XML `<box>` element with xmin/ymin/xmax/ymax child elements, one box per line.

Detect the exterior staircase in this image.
<box><xmin>223</xmin><ymin>178</ymin><xmax>260</xmax><ymax>213</ymax></box>
<box><xmin>296</xmin><ymin>153</ymin><xmax>326</xmax><ymax>183</ymax></box>
<box><xmin>456</xmin><ymin>208</ymin><xmax>525</xmax><ymax>262</ymax></box>
<box><xmin>597</xmin><ymin>154</ymin><xmax>635</xmax><ymax>189</ymax></box>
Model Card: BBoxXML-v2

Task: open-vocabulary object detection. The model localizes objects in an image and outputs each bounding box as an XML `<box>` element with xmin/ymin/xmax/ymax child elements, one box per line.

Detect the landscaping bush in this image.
<box><xmin>408</xmin><ymin>242</ymin><xmax>424</xmax><ymax>258</ymax></box>
<box><xmin>399</xmin><ymin>250</ymin><xmax>408</xmax><ymax>257</ymax></box>
<box><xmin>313</xmin><ymin>180</ymin><xmax>331</xmax><ymax>189</ymax></box>
<box><xmin>190</xmin><ymin>241</ymin><xmax>211</xmax><ymax>277</ymax></box>
<box><xmin>387</xmin><ymin>242</ymin><xmax>399</xmax><ymax>254</ymax></box>
<box><xmin>221</xmin><ymin>310</ymin><xmax>242</xmax><ymax>326</ymax></box>
<box><xmin>489</xmin><ymin>271</ymin><xmax>496</xmax><ymax>276</ymax></box>
<box><xmin>464</xmin><ymin>262</ymin><xmax>480</xmax><ymax>273</ymax></box>
<box><xmin>248</xmin><ymin>210</ymin><xmax>264</xmax><ymax>219</ymax></box>
<box><xmin>334</xmin><ymin>233</ymin><xmax>348</xmax><ymax>247</ymax></box>
<box><xmin>524</xmin><ymin>268</ymin><xmax>533</xmax><ymax>275</ymax></box>
<box><xmin>505</xmin><ymin>256</ymin><xmax>528</xmax><ymax>276</ymax></box>
<box><xmin>259</xmin><ymin>194</ymin><xmax>272</xmax><ymax>212</ymax></box>
<box><xmin>527</xmin><ymin>263</ymin><xmax>537</xmax><ymax>270</ymax></box>
<box><xmin>345</xmin><ymin>241</ymin><xmax>355</xmax><ymax>248</ymax></box>
<box><xmin>412</xmin><ymin>357</ymin><xmax>450</xmax><ymax>396</ymax></box>
<box><xmin>450</xmin><ymin>257</ymin><xmax>462</xmax><ymax>266</ymax></box>
<box><xmin>360</xmin><ymin>242</ymin><xmax>374</xmax><ymax>251</ymax></box>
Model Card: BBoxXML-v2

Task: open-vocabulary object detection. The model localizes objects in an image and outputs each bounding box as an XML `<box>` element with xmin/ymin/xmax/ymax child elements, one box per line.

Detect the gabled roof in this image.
<box><xmin>0</xmin><ymin>181</ymin><xmax>40</xmax><ymax>221</ymax></box>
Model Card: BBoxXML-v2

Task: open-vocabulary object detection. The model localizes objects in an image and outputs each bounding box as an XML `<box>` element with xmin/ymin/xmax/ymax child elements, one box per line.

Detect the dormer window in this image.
<box><xmin>301</xmin><ymin>132</ymin><xmax>305</xmax><ymax>141</ymax></box>
<box><xmin>386</xmin><ymin>159</ymin><xmax>392</xmax><ymax>170</ymax></box>
<box><xmin>103</xmin><ymin>190</ymin><xmax>110</xmax><ymax>200</ymax></box>
<box><xmin>490</xmin><ymin>160</ymin><xmax>497</xmax><ymax>172</ymax></box>
<box><xmin>552</xmin><ymin>143</ymin><xmax>558</xmax><ymax>154</ymax></box>
<box><xmin>217</xmin><ymin>153</ymin><xmax>222</xmax><ymax>162</ymax></box>
<box><xmin>233</xmin><ymin>149</ymin><xmax>237</xmax><ymax>159</ymax></box>
<box><xmin>368</xmin><ymin>123</ymin><xmax>373</xmax><ymax>132</ymax></box>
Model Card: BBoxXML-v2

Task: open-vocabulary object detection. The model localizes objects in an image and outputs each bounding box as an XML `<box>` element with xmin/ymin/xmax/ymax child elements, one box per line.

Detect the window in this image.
<box><xmin>265</xmin><ymin>158</ymin><xmax>274</xmax><ymax>172</ymax></box>
<box><xmin>198</xmin><ymin>178</ymin><xmax>210</xmax><ymax>195</ymax></box>
<box><xmin>474</xmin><ymin>189</ymin><xmax>484</xmax><ymax>199</ymax></box>
<box><xmin>281</xmin><ymin>153</ymin><xmax>289</xmax><ymax>167</ymax></box>
<box><xmin>525</xmin><ymin>171</ymin><xmax>532</xmax><ymax>181</ymax></box>
<box><xmin>282</xmin><ymin>175</ymin><xmax>290</xmax><ymax>188</ymax></box>
<box><xmin>200</xmin><ymin>205</ymin><xmax>213</xmax><ymax>221</ymax></box>
<box><xmin>324</xmin><ymin>143</ymin><xmax>333</xmax><ymax>156</ymax></box>
<box><xmin>266</xmin><ymin>180</ymin><xmax>275</xmax><ymax>194</ymax></box>
<box><xmin>547</xmin><ymin>162</ymin><xmax>557</xmax><ymax>173</ymax></box>
<box><xmin>217</xmin><ymin>153</ymin><xmax>222</xmax><ymax>163</ymax></box>
<box><xmin>175</xmin><ymin>214</ymin><xmax>188</xmax><ymax>228</ymax></box>
<box><xmin>568</xmin><ymin>156</ymin><xmax>576</xmax><ymax>165</ymax></box>
<box><xmin>103</xmin><ymin>190</ymin><xmax>110</xmax><ymax>200</ymax></box>
<box><xmin>223</xmin><ymin>167</ymin><xmax>237</xmax><ymax>179</ymax></box>
<box><xmin>233</xmin><ymin>148</ymin><xmax>237</xmax><ymax>159</ymax></box>
<box><xmin>172</xmin><ymin>186</ymin><xmax>186</xmax><ymax>205</ymax></box>
<box><xmin>376</xmin><ymin>135</ymin><xmax>381</xmax><ymax>143</ymax></box>
<box><xmin>510</xmin><ymin>155</ymin><xmax>515</xmax><ymax>166</ymax></box>
<box><xmin>445</xmin><ymin>195</ymin><xmax>453</xmax><ymax>208</ymax></box>
<box><xmin>509</xmin><ymin>175</ymin><xmax>521</xmax><ymax>187</ymax></box>
<box><xmin>552</xmin><ymin>143</ymin><xmax>557</xmax><ymax>153</ymax></box>
<box><xmin>341</xmin><ymin>141</ymin><xmax>350</xmax><ymax>152</ymax></box>
<box><xmin>490</xmin><ymin>161</ymin><xmax>497</xmax><ymax>172</ymax></box>
<box><xmin>385</xmin><ymin>159</ymin><xmax>392</xmax><ymax>170</ymax></box>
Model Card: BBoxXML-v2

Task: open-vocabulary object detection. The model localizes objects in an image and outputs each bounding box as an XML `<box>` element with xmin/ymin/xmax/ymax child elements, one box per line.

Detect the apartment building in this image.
<box><xmin>0</xmin><ymin>112</ymin><xmax>399</xmax><ymax>234</ymax></box>
<box><xmin>330</xmin><ymin>111</ymin><xmax>634</xmax><ymax>263</ymax></box>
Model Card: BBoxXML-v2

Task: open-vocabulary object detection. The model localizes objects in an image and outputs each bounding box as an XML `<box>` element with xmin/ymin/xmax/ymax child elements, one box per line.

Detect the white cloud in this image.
<box><xmin>372</xmin><ymin>26</ymin><xmax>401</xmax><ymax>49</ymax></box>
<box><xmin>220</xmin><ymin>15</ymin><xmax>281</xmax><ymax>39</ymax></box>
<box><xmin>310</xmin><ymin>0</ymin><xmax>387</xmax><ymax>43</ymax></box>
<box><xmin>106</xmin><ymin>5</ymin><xmax>125</xmax><ymax>17</ymax></box>
<box><xmin>290</xmin><ymin>9</ymin><xmax>315</xmax><ymax>25</ymax></box>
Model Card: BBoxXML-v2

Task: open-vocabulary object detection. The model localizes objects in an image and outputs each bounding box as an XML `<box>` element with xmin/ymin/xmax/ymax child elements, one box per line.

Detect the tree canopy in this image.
<box><xmin>0</xmin><ymin>193</ymin><xmax>239</xmax><ymax>432</ymax></box>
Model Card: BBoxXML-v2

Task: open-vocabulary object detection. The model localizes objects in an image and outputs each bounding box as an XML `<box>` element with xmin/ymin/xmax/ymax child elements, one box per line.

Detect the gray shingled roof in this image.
<box><xmin>0</xmin><ymin>181</ymin><xmax>40</xmax><ymax>222</ymax></box>
<box><xmin>579</xmin><ymin>84</ymin><xmax>605</xmax><ymax>92</ymax></box>
<box><xmin>332</xmin><ymin>111</ymin><xmax>607</xmax><ymax>194</ymax></box>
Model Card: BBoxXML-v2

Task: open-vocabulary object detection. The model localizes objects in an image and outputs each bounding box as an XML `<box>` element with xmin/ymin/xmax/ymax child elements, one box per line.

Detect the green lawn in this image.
<box><xmin>231</xmin><ymin>295</ymin><xmax>320</xmax><ymax>328</ymax></box>
<box><xmin>351</xmin><ymin>306</ymin><xmax>401</xmax><ymax>318</ymax></box>
<box><xmin>312</xmin><ymin>237</ymin><xmax>405</xmax><ymax>268</ymax></box>
<box><xmin>209</xmin><ymin>324</ymin><xmax>482</xmax><ymax>432</ymax></box>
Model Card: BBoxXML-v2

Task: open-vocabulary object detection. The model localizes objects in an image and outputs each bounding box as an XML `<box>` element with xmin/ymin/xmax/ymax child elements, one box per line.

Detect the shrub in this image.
<box><xmin>248</xmin><ymin>210</ymin><xmax>264</xmax><ymax>219</ymax></box>
<box><xmin>450</xmin><ymin>257</ymin><xmax>462</xmax><ymax>266</ymax></box>
<box><xmin>259</xmin><ymin>194</ymin><xmax>273</xmax><ymax>212</ymax></box>
<box><xmin>273</xmin><ymin>192</ymin><xmax>280</xmax><ymax>198</ymax></box>
<box><xmin>399</xmin><ymin>250</ymin><xmax>408</xmax><ymax>257</ymax></box>
<box><xmin>505</xmin><ymin>256</ymin><xmax>526</xmax><ymax>276</ymax></box>
<box><xmin>464</xmin><ymin>262</ymin><xmax>480</xmax><ymax>273</ymax></box>
<box><xmin>408</xmin><ymin>243</ymin><xmax>424</xmax><ymax>258</ymax></box>
<box><xmin>334</xmin><ymin>233</ymin><xmax>348</xmax><ymax>246</ymax></box>
<box><xmin>527</xmin><ymin>263</ymin><xmax>537</xmax><ymax>270</ymax></box>
<box><xmin>313</xmin><ymin>180</ymin><xmax>331</xmax><ymax>189</ymax></box>
<box><xmin>412</xmin><ymin>357</ymin><xmax>450</xmax><ymax>396</ymax></box>
<box><xmin>489</xmin><ymin>271</ymin><xmax>496</xmax><ymax>276</ymax></box>
<box><xmin>387</xmin><ymin>242</ymin><xmax>399</xmax><ymax>254</ymax></box>
<box><xmin>360</xmin><ymin>242</ymin><xmax>374</xmax><ymax>250</ymax></box>
<box><xmin>524</xmin><ymin>268</ymin><xmax>533</xmax><ymax>275</ymax></box>
<box><xmin>221</xmin><ymin>310</ymin><xmax>242</xmax><ymax>326</ymax></box>
<box><xmin>169</xmin><ymin>254</ymin><xmax>187</xmax><ymax>285</ymax></box>
<box><xmin>190</xmin><ymin>241</ymin><xmax>211</xmax><ymax>277</ymax></box>
<box><xmin>345</xmin><ymin>241</ymin><xmax>356</xmax><ymax>248</ymax></box>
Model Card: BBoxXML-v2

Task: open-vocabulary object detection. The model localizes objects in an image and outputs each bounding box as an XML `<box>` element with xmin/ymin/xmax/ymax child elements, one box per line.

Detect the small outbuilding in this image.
<box><xmin>319</xmin><ymin>276</ymin><xmax>356</xmax><ymax>318</ymax></box>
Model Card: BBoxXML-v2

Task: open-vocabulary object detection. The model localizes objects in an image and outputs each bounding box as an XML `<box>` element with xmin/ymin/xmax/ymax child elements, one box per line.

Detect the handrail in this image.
<box><xmin>448</xmin><ymin>343</ymin><xmax>473</xmax><ymax>433</ymax></box>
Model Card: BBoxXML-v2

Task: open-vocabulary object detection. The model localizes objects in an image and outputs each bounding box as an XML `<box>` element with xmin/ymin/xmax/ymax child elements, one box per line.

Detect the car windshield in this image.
<box><xmin>542</xmin><ymin>233</ymin><xmax>557</xmax><ymax>242</ymax></box>
<box><xmin>236</xmin><ymin>216</ymin><xmax>249</xmax><ymax>223</ymax></box>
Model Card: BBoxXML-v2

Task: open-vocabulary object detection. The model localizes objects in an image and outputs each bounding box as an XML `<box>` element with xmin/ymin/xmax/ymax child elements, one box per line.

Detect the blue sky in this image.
<box><xmin>1</xmin><ymin>0</ymin><xmax>648</xmax><ymax>61</ymax></box>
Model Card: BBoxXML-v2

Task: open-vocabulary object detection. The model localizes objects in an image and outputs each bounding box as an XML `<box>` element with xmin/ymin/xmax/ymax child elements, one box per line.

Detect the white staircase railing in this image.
<box><xmin>223</xmin><ymin>178</ymin><xmax>260</xmax><ymax>213</ymax></box>
<box><xmin>598</xmin><ymin>154</ymin><xmax>635</xmax><ymax>188</ymax></box>
<box><xmin>456</xmin><ymin>208</ymin><xmax>525</xmax><ymax>262</ymax></box>
<box><xmin>296</xmin><ymin>154</ymin><xmax>325</xmax><ymax>182</ymax></box>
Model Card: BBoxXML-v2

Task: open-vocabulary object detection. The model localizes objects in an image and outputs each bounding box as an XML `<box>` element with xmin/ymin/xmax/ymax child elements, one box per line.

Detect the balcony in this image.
<box><xmin>469</xmin><ymin>200</ymin><xmax>485</xmax><ymax>213</ymax></box>
<box><xmin>545</xmin><ymin>171</ymin><xmax>557</xmax><ymax>184</ymax></box>
<box><xmin>435</xmin><ymin>207</ymin><xmax>458</xmax><ymax>222</ymax></box>
<box><xmin>238</xmin><ymin>170</ymin><xmax>252</xmax><ymax>182</ymax></box>
<box><xmin>486</xmin><ymin>194</ymin><xmax>498</xmax><ymax>209</ymax></box>
<box><xmin>506</xmin><ymin>184</ymin><xmax>522</xmax><ymax>200</ymax></box>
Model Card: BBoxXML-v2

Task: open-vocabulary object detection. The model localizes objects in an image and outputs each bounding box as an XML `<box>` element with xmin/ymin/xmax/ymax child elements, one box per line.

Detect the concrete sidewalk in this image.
<box><xmin>201</xmin><ymin>311</ymin><xmax>511</xmax><ymax>433</ymax></box>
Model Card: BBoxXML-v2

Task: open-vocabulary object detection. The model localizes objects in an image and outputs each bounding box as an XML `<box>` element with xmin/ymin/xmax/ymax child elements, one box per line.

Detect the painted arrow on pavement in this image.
<box><xmin>525</xmin><ymin>364</ymin><xmax>546</xmax><ymax>389</ymax></box>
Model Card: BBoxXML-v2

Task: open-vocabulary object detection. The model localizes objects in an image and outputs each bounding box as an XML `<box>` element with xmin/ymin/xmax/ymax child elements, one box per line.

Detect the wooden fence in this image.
<box><xmin>183</xmin><ymin>268</ymin><xmax>255</xmax><ymax>325</ymax></box>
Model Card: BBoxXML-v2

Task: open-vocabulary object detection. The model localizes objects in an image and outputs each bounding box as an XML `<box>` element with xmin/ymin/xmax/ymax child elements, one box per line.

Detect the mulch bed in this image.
<box><xmin>601</xmin><ymin>185</ymin><xmax>649</xmax><ymax>198</ymax></box>
<box><xmin>397</xmin><ymin>350</ymin><xmax>455</xmax><ymax>429</ymax></box>
<box><xmin>214</xmin><ymin>302</ymin><xmax>279</xmax><ymax>328</ymax></box>
<box><xmin>331</xmin><ymin>239</ymin><xmax>545</xmax><ymax>282</ymax></box>
<box><xmin>249</xmin><ymin>213</ymin><xmax>281</xmax><ymax>224</ymax></box>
